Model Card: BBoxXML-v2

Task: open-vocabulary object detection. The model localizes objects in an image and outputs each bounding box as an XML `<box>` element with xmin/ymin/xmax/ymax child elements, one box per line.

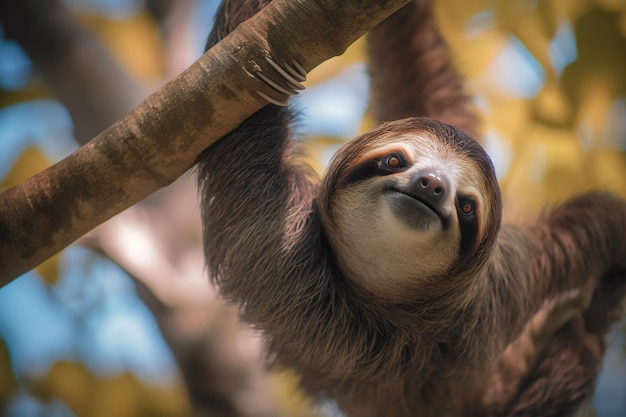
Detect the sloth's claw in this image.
<box><xmin>289</xmin><ymin>59</ymin><xmax>307</xmax><ymax>81</ymax></box>
<box><xmin>256</xmin><ymin>90</ymin><xmax>289</xmax><ymax>107</ymax></box>
<box><xmin>265</xmin><ymin>56</ymin><xmax>306</xmax><ymax>89</ymax></box>
<box><xmin>255</xmin><ymin>70</ymin><xmax>298</xmax><ymax>97</ymax></box>
<box><xmin>256</xmin><ymin>56</ymin><xmax>307</xmax><ymax>107</ymax></box>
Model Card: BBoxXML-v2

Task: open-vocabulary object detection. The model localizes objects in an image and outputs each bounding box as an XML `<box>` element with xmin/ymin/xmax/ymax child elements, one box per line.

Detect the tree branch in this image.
<box><xmin>2</xmin><ymin>3</ymin><xmax>286</xmax><ymax>414</ymax></box>
<box><xmin>0</xmin><ymin>0</ymin><xmax>411</xmax><ymax>286</ymax></box>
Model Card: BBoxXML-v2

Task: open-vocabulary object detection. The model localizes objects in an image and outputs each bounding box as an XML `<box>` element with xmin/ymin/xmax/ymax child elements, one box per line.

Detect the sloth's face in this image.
<box><xmin>319</xmin><ymin>118</ymin><xmax>498</xmax><ymax>302</ymax></box>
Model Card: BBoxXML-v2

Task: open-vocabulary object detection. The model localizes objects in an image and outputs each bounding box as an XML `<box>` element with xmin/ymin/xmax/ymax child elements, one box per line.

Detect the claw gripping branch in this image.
<box><xmin>256</xmin><ymin>56</ymin><xmax>307</xmax><ymax>106</ymax></box>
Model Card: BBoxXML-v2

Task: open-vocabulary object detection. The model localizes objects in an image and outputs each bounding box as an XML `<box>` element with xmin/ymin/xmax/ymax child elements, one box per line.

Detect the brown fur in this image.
<box><xmin>367</xmin><ymin>0</ymin><xmax>480</xmax><ymax>138</ymax></box>
<box><xmin>197</xmin><ymin>1</ymin><xmax>626</xmax><ymax>416</ymax></box>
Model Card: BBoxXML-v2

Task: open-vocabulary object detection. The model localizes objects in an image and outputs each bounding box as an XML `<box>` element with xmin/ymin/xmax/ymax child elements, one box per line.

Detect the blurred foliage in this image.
<box><xmin>0</xmin><ymin>339</ymin><xmax>18</xmax><ymax>408</ymax></box>
<box><xmin>269</xmin><ymin>371</ymin><xmax>323</xmax><ymax>417</ymax></box>
<box><xmin>0</xmin><ymin>145</ymin><xmax>50</xmax><ymax>191</ymax></box>
<box><xmin>24</xmin><ymin>362</ymin><xmax>189</xmax><ymax>417</ymax></box>
<box><xmin>434</xmin><ymin>0</ymin><xmax>626</xmax><ymax>220</ymax></box>
<box><xmin>1</xmin><ymin>0</ymin><xmax>626</xmax><ymax>416</ymax></box>
<box><xmin>75</xmin><ymin>12</ymin><xmax>165</xmax><ymax>82</ymax></box>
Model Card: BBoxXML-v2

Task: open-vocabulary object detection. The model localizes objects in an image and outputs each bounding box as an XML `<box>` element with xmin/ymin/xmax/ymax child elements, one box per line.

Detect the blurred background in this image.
<box><xmin>0</xmin><ymin>0</ymin><xmax>625</xmax><ymax>416</ymax></box>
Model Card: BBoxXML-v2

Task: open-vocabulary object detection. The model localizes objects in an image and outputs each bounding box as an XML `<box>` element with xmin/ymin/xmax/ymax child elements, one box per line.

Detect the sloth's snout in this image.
<box><xmin>408</xmin><ymin>171</ymin><xmax>449</xmax><ymax>210</ymax></box>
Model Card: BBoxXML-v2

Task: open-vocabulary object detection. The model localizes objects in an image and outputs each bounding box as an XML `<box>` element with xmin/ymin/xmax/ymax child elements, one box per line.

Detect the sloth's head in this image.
<box><xmin>319</xmin><ymin>118</ymin><xmax>502</xmax><ymax>302</ymax></box>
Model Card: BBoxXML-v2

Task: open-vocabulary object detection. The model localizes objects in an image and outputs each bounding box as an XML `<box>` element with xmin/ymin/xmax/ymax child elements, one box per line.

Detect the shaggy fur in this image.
<box><xmin>197</xmin><ymin>1</ymin><xmax>626</xmax><ymax>416</ymax></box>
<box><xmin>367</xmin><ymin>0</ymin><xmax>480</xmax><ymax>138</ymax></box>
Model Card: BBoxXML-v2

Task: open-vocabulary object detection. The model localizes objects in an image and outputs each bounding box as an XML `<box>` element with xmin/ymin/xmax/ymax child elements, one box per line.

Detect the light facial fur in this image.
<box><xmin>322</xmin><ymin>130</ymin><xmax>490</xmax><ymax>300</ymax></box>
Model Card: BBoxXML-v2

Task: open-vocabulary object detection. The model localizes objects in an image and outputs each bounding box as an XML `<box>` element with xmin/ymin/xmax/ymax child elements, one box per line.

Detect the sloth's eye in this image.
<box><xmin>461</xmin><ymin>202</ymin><xmax>474</xmax><ymax>215</ymax></box>
<box><xmin>386</xmin><ymin>155</ymin><xmax>401</xmax><ymax>168</ymax></box>
<box><xmin>457</xmin><ymin>197</ymin><xmax>475</xmax><ymax>216</ymax></box>
<box><xmin>384</xmin><ymin>153</ymin><xmax>406</xmax><ymax>170</ymax></box>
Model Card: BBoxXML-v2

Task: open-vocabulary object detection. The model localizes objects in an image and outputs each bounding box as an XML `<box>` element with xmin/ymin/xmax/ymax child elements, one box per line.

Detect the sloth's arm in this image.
<box><xmin>196</xmin><ymin>0</ymin><xmax>345</xmax><ymax>375</ymax></box>
<box><xmin>481</xmin><ymin>289</ymin><xmax>590</xmax><ymax>413</ymax></box>
<box><xmin>367</xmin><ymin>0</ymin><xmax>479</xmax><ymax>138</ymax></box>
<box><xmin>534</xmin><ymin>192</ymin><xmax>626</xmax><ymax>303</ymax></box>
<box><xmin>488</xmin><ymin>192</ymin><xmax>626</xmax><ymax>344</ymax></box>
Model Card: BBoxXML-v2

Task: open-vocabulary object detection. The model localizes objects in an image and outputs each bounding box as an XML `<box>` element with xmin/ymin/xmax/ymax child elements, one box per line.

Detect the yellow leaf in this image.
<box><xmin>0</xmin><ymin>147</ymin><xmax>51</xmax><ymax>191</ymax></box>
<box><xmin>76</xmin><ymin>12</ymin><xmax>165</xmax><ymax>82</ymax></box>
<box><xmin>0</xmin><ymin>338</ymin><xmax>18</xmax><ymax>408</ymax></box>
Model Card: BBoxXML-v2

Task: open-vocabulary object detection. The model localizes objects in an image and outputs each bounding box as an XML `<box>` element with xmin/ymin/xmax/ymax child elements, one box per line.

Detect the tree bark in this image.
<box><xmin>0</xmin><ymin>0</ymin><xmax>411</xmax><ymax>286</ymax></box>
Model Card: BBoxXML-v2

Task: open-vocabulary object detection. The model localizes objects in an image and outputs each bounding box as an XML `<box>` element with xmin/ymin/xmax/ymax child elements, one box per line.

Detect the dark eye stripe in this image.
<box><xmin>456</xmin><ymin>195</ymin><xmax>479</xmax><ymax>258</ymax></box>
<box><xmin>340</xmin><ymin>159</ymin><xmax>384</xmax><ymax>186</ymax></box>
<box><xmin>339</xmin><ymin>153</ymin><xmax>409</xmax><ymax>187</ymax></box>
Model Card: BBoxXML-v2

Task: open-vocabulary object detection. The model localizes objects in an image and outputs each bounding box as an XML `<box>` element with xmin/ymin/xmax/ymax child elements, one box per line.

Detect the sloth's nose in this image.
<box><xmin>409</xmin><ymin>171</ymin><xmax>449</xmax><ymax>208</ymax></box>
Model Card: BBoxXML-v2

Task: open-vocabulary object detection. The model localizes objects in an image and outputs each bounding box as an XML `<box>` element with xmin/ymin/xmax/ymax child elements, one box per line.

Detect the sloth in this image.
<box><xmin>197</xmin><ymin>1</ymin><xmax>626</xmax><ymax>416</ymax></box>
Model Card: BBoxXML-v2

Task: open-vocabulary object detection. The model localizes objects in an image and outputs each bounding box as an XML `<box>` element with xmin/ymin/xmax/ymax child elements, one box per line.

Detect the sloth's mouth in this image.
<box><xmin>387</xmin><ymin>187</ymin><xmax>450</xmax><ymax>228</ymax></box>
